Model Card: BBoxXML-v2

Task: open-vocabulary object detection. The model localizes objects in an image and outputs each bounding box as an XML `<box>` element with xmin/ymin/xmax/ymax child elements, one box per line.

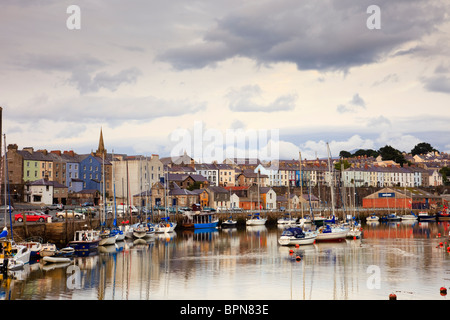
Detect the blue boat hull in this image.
<box><xmin>194</xmin><ymin>221</ymin><xmax>219</xmax><ymax>229</ymax></box>
<box><xmin>68</xmin><ymin>240</ymin><xmax>100</xmax><ymax>254</ymax></box>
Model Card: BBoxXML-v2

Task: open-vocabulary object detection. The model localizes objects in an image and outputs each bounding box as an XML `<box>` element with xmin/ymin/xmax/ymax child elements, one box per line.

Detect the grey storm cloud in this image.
<box><xmin>337</xmin><ymin>93</ymin><xmax>366</xmax><ymax>114</ymax></box>
<box><xmin>157</xmin><ymin>0</ymin><xmax>448</xmax><ymax>72</ymax></box>
<box><xmin>226</xmin><ymin>84</ymin><xmax>297</xmax><ymax>112</ymax></box>
<box><xmin>15</xmin><ymin>53</ymin><xmax>142</xmax><ymax>94</ymax></box>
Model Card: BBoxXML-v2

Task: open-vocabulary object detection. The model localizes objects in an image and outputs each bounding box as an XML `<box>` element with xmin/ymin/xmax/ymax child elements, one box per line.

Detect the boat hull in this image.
<box><xmin>278</xmin><ymin>233</ymin><xmax>317</xmax><ymax>246</ymax></box>
<box><xmin>316</xmin><ymin>228</ymin><xmax>348</xmax><ymax>242</ymax></box>
<box><xmin>68</xmin><ymin>240</ymin><xmax>100</xmax><ymax>253</ymax></box>
<box><xmin>42</xmin><ymin>256</ymin><xmax>71</xmax><ymax>264</ymax></box>
<box><xmin>246</xmin><ymin>218</ymin><xmax>267</xmax><ymax>226</ymax></box>
<box><xmin>99</xmin><ymin>235</ymin><xmax>117</xmax><ymax>246</ymax></box>
<box><xmin>221</xmin><ymin>221</ymin><xmax>237</xmax><ymax>228</ymax></box>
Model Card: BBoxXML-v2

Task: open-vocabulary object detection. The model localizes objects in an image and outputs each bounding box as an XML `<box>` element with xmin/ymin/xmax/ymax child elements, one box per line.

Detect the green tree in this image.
<box><xmin>339</xmin><ymin>150</ymin><xmax>352</xmax><ymax>158</ymax></box>
<box><xmin>378</xmin><ymin>145</ymin><xmax>406</xmax><ymax>166</ymax></box>
<box><xmin>353</xmin><ymin>149</ymin><xmax>379</xmax><ymax>158</ymax></box>
<box><xmin>411</xmin><ymin>142</ymin><xmax>438</xmax><ymax>156</ymax></box>
<box><xmin>335</xmin><ymin>160</ymin><xmax>351</xmax><ymax>171</ymax></box>
<box><xmin>439</xmin><ymin>167</ymin><xmax>450</xmax><ymax>185</ymax></box>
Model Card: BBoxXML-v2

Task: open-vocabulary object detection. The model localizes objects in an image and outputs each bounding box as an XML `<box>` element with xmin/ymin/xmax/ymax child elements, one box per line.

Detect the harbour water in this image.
<box><xmin>2</xmin><ymin>220</ymin><xmax>450</xmax><ymax>301</ymax></box>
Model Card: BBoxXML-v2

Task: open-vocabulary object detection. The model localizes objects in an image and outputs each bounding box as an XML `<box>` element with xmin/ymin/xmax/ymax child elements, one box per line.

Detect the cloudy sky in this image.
<box><xmin>1</xmin><ymin>0</ymin><xmax>449</xmax><ymax>162</ymax></box>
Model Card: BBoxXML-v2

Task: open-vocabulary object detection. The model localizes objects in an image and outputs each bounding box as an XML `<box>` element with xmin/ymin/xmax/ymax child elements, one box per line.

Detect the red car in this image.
<box><xmin>14</xmin><ymin>211</ymin><xmax>53</xmax><ymax>223</ymax></box>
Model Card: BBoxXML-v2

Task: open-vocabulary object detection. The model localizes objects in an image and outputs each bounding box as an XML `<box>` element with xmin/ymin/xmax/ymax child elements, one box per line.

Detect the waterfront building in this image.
<box><xmin>26</xmin><ymin>178</ymin><xmax>68</xmax><ymax>205</ymax></box>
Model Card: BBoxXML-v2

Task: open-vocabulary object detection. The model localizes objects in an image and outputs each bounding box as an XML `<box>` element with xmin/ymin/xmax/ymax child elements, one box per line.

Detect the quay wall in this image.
<box><xmin>8</xmin><ymin>208</ymin><xmax>425</xmax><ymax>245</ymax></box>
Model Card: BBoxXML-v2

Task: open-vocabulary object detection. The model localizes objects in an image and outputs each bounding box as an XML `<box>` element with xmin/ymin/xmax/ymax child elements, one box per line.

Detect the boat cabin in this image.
<box><xmin>73</xmin><ymin>230</ymin><xmax>100</xmax><ymax>242</ymax></box>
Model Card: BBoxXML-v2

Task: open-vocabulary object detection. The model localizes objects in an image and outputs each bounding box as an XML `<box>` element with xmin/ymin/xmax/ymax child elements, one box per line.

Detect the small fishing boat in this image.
<box><xmin>17</xmin><ymin>240</ymin><xmax>42</xmax><ymax>259</ymax></box>
<box><xmin>316</xmin><ymin>224</ymin><xmax>349</xmax><ymax>242</ymax></box>
<box><xmin>99</xmin><ymin>228</ymin><xmax>118</xmax><ymax>246</ymax></box>
<box><xmin>246</xmin><ymin>213</ymin><xmax>267</xmax><ymax>226</ymax></box>
<box><xmin>278</xmin><ymin>227</ymin><xmax>317</xmax><ymax>246</ymax></box>
<box><xmin>366</xmin><ymin>214</ymin><xmax>379</xmax><ymax>222</ymax></box>
<box><xmin>182</xmin><ymin>210</ymin><xmax>219</xmax><ymax>229</ymax></box>
<box><xmin>40</xmin><ymin>243</ymin><xmax>57</xmax><ymax>257</ymax></box>
<box><xmin>68</xmin><ymin>229</ymin><xmax>101</xmax><ymax>254</ymax></box>
<box><xmin>437</xmin><ymin>207</ymin><xmax>450</xmax><ymax>221</ymax></box>
<box><xmin>277</xmin><ymin>213</ymin><xmax>297</xmax><ymax>225</ymax></box>
<box><xmin>0</xmin><ymin>239</ymin><xmax>31</xmax><ymax>271</ymax></box>
<box><xmin>154</xmin><ymin>217</ymin><xmax>177</xmax><ymax>233</ymax></box>
<box><xmin>417</xmin><ymin>211</ymin><xmax>436</xmax><ymax>222</ymax></box>
<box><xmin>56</xmin><ymin>247</ymin><xmax>75</xmax><ymax>257</ymax></box>
<box><xmin>400</xmin><ymin>213</ymin><xmax>418</xmax><ymax>221</ymax></box>
<box><xmin>132</xmin><ymin>223</ymin><xmax>148</xmax><ymax>239</ymax></box>
<box><xmin>221</xmin><ymin>216</ymin><xmax>237</xmax><ymax>228</ymax></box>
<box><xmin>385</xmin><ymin>213</ymin><xmax>401</xmax><ymax>222</ymax></box>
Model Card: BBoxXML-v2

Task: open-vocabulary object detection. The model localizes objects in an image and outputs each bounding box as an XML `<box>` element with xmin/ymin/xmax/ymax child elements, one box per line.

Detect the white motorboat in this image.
<box><xmin>221</xmin><ymin>217</ymin><xmax>237</xmax><ymax>228</ymax></box>
<box><xmin>132</xmin><ymin>223</ymin><xmax>148</xmax><ymax>239</ymax></box>
<box><xmin>316</xmin><ymin>225</ymin><xmax>349</xmax><ymax>242</ymax></box>
<box><xmin>0</xmin><ymin>240</ymin><xmax>31</xmax><ymax>271</ymax></box>
<box><xmin>277</xmin><ymin>213</ymin><xmax>297</xmax><ymax>225</ymax></box>
<box><xmin>417</xmin><ymin>211</ymin><xmax>436</xmax><ymax>221</ymax></box>
<box><xmin>400</xmin><ymin>214</ymin><xmax>418</xmax><ymax>221</ymax></box>
<box><xmin>366</xmin><ymin>214</ymin><xmax>379</xmax><ymax>222</ymax></box>
<box><xmin>40</xmin><ymin>243</ymin><xmax>57</xmax><ymax>257</ymax></box>
<box><xmin>246</xmin><ymin>213</ymin><xmax>267</xmax><ymax>226</ymax></box>
<box><xmin>17</xmin><ymin>240</ymin><xmax>42</xmax><ymax>259</ymax></box>
<box><xmin>99</xmin><ymin>229</ymin><xmax>118</xmax><ymax>246</ymax></box>
<box><xmin>278</xmin><ymin>227</ymin><xmax>317</xmax><ymax>246</ymax></box>
<box><xmin>154</xmin><ymin>220</ymin><xmax>177</xmax><ymax>233</ymax></box>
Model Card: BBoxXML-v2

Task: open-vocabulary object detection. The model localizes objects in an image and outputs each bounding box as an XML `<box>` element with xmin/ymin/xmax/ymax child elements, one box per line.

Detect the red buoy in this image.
<box><xmin>295</xmin><ymin>255</ymin><xmax>301</xmax><ymax>262</ymax></box>
<box><xmin>440</xmin><ymin>287</ymin><xmax>447</xmax><ymax>296</ymax></box>
<box><xmin>389</xmin><ymin>293</ymin><xmax>397</xmax><ymax>300</ymax></box>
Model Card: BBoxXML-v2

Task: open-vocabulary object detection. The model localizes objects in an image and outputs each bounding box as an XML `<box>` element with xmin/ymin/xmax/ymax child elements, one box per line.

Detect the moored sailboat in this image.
<box><xmin>278</xmin><ymin>227</ymin><xmax>317</xmax><ymax>246</ymax></box>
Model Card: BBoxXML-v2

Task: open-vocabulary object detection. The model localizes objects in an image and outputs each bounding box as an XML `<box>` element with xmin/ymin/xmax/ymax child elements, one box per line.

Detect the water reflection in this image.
<box><xmin>1</xmin><ymin>221</ymin><xmax>449</xmax><ymax>300</ymax></box>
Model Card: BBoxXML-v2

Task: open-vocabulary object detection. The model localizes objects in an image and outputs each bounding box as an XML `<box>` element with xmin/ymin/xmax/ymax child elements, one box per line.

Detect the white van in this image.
<box><xmin>113</xmin><ymin>205</ymin><xmax>138</xmax><ymax>216</ymax></box>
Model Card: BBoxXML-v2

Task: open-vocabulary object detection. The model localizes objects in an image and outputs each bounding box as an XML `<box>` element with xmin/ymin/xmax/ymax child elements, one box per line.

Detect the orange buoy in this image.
<box><xmin>289</xmin><ymin>249</ymin><xmax>294</xmax><ymax>254</ymax></box>
<box><xmin>295</xmin><ymin>244</ymin><xmax>300</xmax><ymax>248</ymax></box>
<box><xmin>389</xmin><ymin>293</ymin><xmax>397</xmax><ymax>300</ymax></box>
<box><xmin>295</xmin><ymin>255</ymin><xmax>301</xmax><ymax>261</ymax></box>
<box><xmin>440</xmin><ymin>287</ymin><xmax>447</xmax><ymax>296</ymax></box>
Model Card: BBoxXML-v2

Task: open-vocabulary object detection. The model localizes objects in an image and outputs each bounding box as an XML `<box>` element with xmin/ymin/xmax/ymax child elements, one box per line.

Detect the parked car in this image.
<box><xmin>81</xmin><ymin>202</ymin><xmax>94</xmax><ymax>207</ymax></box>
<box><xmin>0</xmin><ymin>205</ymin><xmax>14</xmax><ymax>212</ymax></box>
<box><xmin>115</xmin><ymin>204</ymin><xmax>138</xmax><ymax>216</ymax></box>
<box><xmin>15</xmin><ymin>211</ymin><xmax>53</xmax><ymax>223</ymax></box>
<box><xmin>55</xmin><ymin>210</ymin><xmax>84</xmax><ymax>219</ymax></box>
<box><xmin>42</xmin><ymin>204</ymin><xmax>64</xmax><ymax>211</ymax></box>
<box><xmin>74</xmin><ymin>207</ymin><xmax>96</xmax><ymax>217</ymax></box>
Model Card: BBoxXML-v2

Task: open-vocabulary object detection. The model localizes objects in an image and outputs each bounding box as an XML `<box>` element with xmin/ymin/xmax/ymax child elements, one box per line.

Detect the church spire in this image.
<box><xmin>96</xmin><ymin>127</ymin><xmax>106</xmax><ymax>157</ymax></box>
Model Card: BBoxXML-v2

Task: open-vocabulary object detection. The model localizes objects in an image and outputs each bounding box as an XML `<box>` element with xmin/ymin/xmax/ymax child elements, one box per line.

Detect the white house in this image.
<box><xmin>230</xmin><ymin>193</ymin><xmax>240</xmax><ymax>209</ymax></box>
<box><xmin>27</xmin><ymin>179</ymin><xmax>57</xmax><ymax>205</ymax></box>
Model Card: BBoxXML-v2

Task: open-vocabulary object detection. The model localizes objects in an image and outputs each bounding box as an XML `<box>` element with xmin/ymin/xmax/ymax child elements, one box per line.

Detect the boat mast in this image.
<box><xmin>299</xmin><ymin>151</ymin><xmax>303</xmax><ymax>218</ymax></box>
<box><xmin>327</xmin><ymin>143</ymin><xmax>336</xmax><ymax>218</ymax></box>
<box><xmin>4</xmin><ymin>134</ymin><xmax>12</xmax><ymax>240</ymax></box>
<box><xmin>112</xmin><ymin>149</ymin><xmax>117</xmax><ymax>228</ymax></box>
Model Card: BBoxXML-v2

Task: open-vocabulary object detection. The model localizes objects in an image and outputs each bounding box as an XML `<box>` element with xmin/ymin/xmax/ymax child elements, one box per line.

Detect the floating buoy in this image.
<box><xmin>438</xmin><ymin>233</ymin><xmax>441</xmax><ymax>237</ymax></box>
<box><xmin>447</xmin><ymin>247</ymin><xmax>450</xmax><ymax>253</ymax></box>
<box><xmin>440</xmin><ymin>287</ymin><xmax>447</xmax><ymax>296</ymax></box>
<box><xmin>353</xmin><ymin>236</ymin><xmax>356</xmax><ymax>240</ymax></box>
<box><xmin>289</xmin><ymin>249</ymin><xmax>294</xmax><ymax>254</ymax></box>
<box><xmin>295</xmin><ymin>255</ymin><xmax>301</xmax><ymax>261</ymax></box>
<box><xmin>440</xmin><ymin>242</ymin><xmax>444</xmax><ymax>247</ymax></box>
<box><xmin>389</xmin><ymin>293</ymin><xmax>397</xmax><ymax>300</ymax></box>
<box><xmin>295</xmin><ymin>244</ymin><xmax>299</xmax><ymax>248</ymax></box>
